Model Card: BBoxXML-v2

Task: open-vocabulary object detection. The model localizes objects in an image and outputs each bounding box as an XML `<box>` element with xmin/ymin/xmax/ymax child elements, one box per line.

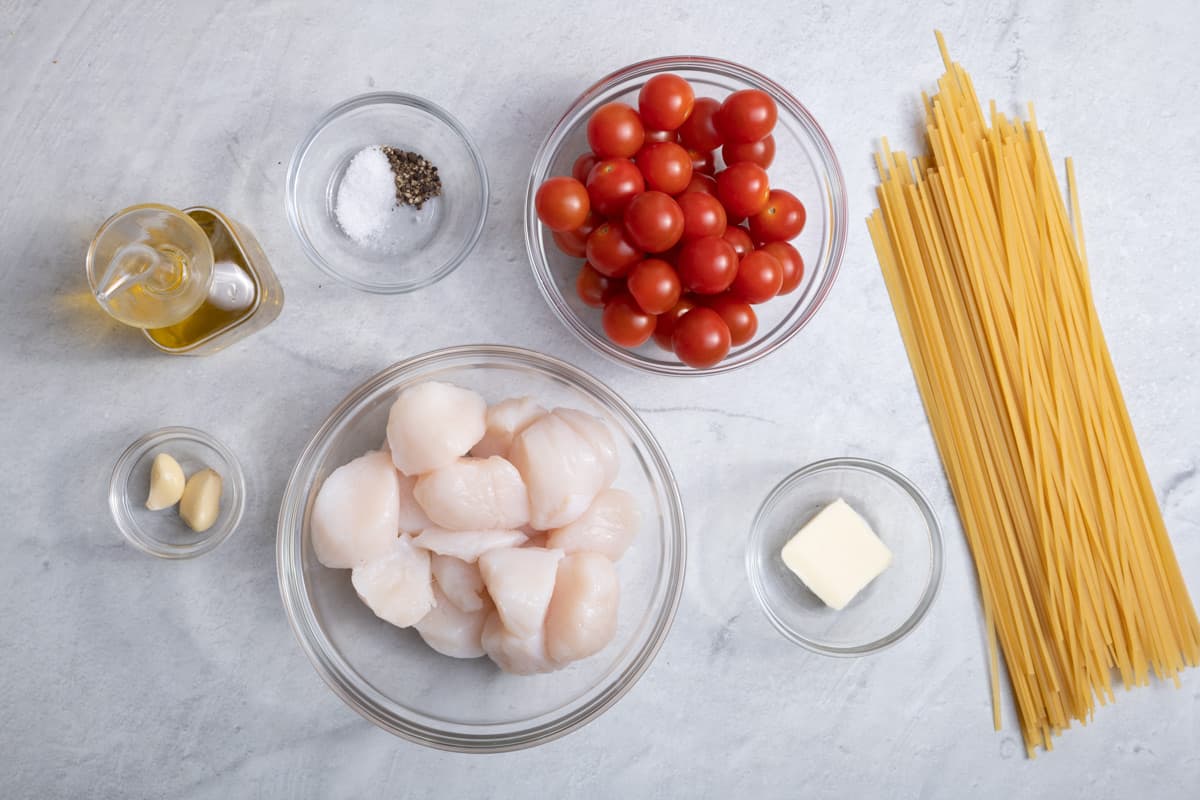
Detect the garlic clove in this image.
<box><xmin>146</xmin><ymin>453</ymin><xmax>186</xmax><ymax>511</ymax></box>
<box><xmin>179</xmin><ymin>468</ymin><xmax>223</xmax><ymax>532</ymax></box>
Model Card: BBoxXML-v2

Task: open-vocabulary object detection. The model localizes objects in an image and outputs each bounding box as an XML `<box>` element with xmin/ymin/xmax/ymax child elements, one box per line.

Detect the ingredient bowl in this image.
<box><xmin>286</xmin><ymin>92</ymin><xmax>489</xmax><ymax>293</ymax></box>
<box><xmin>276</xmin><ymin>346</ymin><xmax>686</xmax><ymax>751</ymax></box>
<box><xmin>746</xmin><ymin>457</ymin><xmax>942</xmax><ymax>655</ymax></box>
<box><xmin>108</xmin><ymin>426</ymin><xmax>246</xmax><ymax>559</ymax></box>
<box><xmin>525</xmin><ymin>56</ymin><xmax>847</xmax><ymax>375</ymax></box>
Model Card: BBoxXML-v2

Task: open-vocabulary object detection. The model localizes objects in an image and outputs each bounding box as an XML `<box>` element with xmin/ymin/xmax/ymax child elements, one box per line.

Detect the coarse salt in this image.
<box><xmin>335</xmin><ymin>146</ymin><xmax>398</xmax><ymax>246</ymax></box>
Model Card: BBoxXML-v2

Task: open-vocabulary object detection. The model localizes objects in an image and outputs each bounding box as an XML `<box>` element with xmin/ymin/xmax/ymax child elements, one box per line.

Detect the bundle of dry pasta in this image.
<box><xmin>867</xmin><ymin>33</ymin><xmax>1200</xmax><ymax>755</ymax></box>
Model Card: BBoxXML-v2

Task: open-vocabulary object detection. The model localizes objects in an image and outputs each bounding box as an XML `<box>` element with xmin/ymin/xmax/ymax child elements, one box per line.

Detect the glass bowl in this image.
<box><xmin>108</xmin><ymin>426</ymin><xmax>246</xmax><ymax>559</ymax></box>
<box><xmin>746</xmin><ymin>457</ymin><xmax>943</xmax><ymax>656</ymax></box>
<box><xmin>286</xmin><ymin>92</ymin><xmax>489</xmax><ymax>293</ymax></box>
<box><xmin>276</xmin><ymin>345</ymin><xmax>686</xmax><ymax>751</ymax></box>
<box><xmin>525</xmin><ymin>56</ymin><xmax>847</xmax><ymax>375</ymax></box>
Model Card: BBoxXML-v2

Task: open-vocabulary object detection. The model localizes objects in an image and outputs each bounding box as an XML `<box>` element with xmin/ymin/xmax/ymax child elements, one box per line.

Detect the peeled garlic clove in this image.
<box><xmin>179</xmin><ymin>468</ymin><xmax>222</xmax><ymax>532</ymax></box>
<box><xmin>146</xmin><ymin>452</ymin><xmax>186</xmax><ymax>511</ymax></box>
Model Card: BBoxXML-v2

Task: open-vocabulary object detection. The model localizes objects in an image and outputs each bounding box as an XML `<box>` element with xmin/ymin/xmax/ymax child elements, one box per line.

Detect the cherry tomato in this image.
<box><xmin>676</xmin><ymin>192</ymin><xmax>727</xmax><ymax>240</ymax></box>
<box><xmin>587</xmin><ymin>102</ymin><xmax>645</xmax><ymax>159</ymax></box>
<box><xmin>761</xmin><ymin>241</ymin><xmax>804</xmax><ymax>294</ymax></box>
<box><xmin>623</xmin><ymin>191</ymin><xmax>685</xmax><ymax>253</ymax></box>
<box><xmin>627</xmin><ymin>258</ymin><xmax>682</xmax><ymax>314</ymax></box>
<box><xmin>576</xmin><ymin>263</ymin><xmax>619</xmax><ymax>308</ymax></box>
<box><xmin>602</xmin><ymin>292</ymin><xmax>656</xmax><ymax>348</ymax></box>
<box><xmin>638</xmin><ymin>74</ymin><xmax>696</xmax><ymax>131</ymax></box>
<box><xmin>586</xmin><ymin>220</ymin><xmax>642</xmax><ymax>278</ymax></box>
<box><xmin>680</xmin><ymin>173</ymin><xmax>718</xmax><ymax>197</ymax></box>
<box><xmin>749</xmin><ymin>189</ymin><xmax>806</xmax><ymax>243</ymax></box>
<box><xmin>535</xmin><ymin>176</ymin><xmax>590</xmax><ymax>232</ymax></box>
<box><xmin>652</xmin><ymin>296</ymin><xmax>698</xmax><ymax>351</ymax></box>
<box><xmin>731</xmin><ymin>249</ymin><xmax>782</xmax><ymax>303</ymax></box>
<box><xmin>721</xmin><ymin>225</ymin><xmax>754</xmax><ymax>258</ymax></box>
<box><xmin>715</xmin><ymin>89</ymin><xmax>777</xmax><ymax>144</ymax></box>
<box><xmin>677</xmin><ymin>235</ymin><xmax>738</xmax><ymax>294</ymax></box>
<box><xmin>586</xmin><ymin>158</ymin><xmax>644</xmax><ymax>217</ymax></box>
<box><xmin>636</xmin><ymin>141</ymin><xmax>693</xmax><ymax>195</ymax></box>
<box><xmin>573</xmin><ymin>154</ymin><xmax>598</xmax><ymax>185</ymax></box>
<box><xmin>672</xmin><ymin>307</ymin><xmax>731</xmax><ymax>368</ymax></box>
<box><xmin>678</xmin><ymin>97</ymin><xmax>724</xmax><ymax>152</ymax></box>
<box><xmin>721</xmin><ymin>135</ymin><xmax>775</xmax><ymax>169</ymax></box>
<box><xmin>551</xmin><ymin>210</ymin><xmax>601</xmax><ymax>257</ymax></box>
<box><xmin>705</xmin><ymin>294</ymin><xmax>758</xmax><ymax>345</ymax></box>
<box><xmin>644</xmin><ymin>129</ymin><xmax>677</xmax><ymax>144</ymax></box>
<box><xmin>687</xmin><ymin>147</ymin><xmax>716</xmax><ymax>176</ymax></box>
<box><xmin>716</xmin><ymin>162</ymin><xmax>770</xmax><ymax>218</ymax></box>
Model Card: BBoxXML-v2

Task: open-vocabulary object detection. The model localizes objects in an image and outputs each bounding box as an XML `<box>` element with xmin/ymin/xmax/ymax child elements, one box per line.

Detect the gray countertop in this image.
<box><xmin>2</xmin><ymin>0</ymin><xmax>1198</xmax><ymax>796</ymax></box>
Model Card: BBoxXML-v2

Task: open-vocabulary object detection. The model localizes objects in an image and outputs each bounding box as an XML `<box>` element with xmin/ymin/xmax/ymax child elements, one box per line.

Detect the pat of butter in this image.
<box><xmin>781</xmin><ymin>498</ymin><xmax>892</xmax><ymax>610</ymax></box>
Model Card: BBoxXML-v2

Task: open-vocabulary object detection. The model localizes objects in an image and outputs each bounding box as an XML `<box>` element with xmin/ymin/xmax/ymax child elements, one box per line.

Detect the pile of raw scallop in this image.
<box><xmin>311</xmin><ymin>380</ymin><xmax>640</xmax><ymax>675</ymax></box>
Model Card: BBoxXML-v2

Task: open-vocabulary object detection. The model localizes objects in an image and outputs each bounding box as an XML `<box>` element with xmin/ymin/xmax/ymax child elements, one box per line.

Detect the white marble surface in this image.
<box><xmin>2</xmin><ymin>0</ymin><xmax>1198</xmax><ymax>796</ymax></box>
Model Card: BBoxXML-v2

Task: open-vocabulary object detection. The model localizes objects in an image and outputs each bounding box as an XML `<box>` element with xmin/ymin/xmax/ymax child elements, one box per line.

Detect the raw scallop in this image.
<box><xmin>471</xmin><ymin>397</ymin><xmax>547</xmax><ymax>459</ymax></box>
<box><xmin>411</xmin><ymin>527</ymin><xmax>527</xmax><ymax>562</ymax></box>
<box><xmin>430</xmin><ymin>554</ymin><xmax>486</xmax><ymax>613</ymax></box>
<box><xmin>415</xmin><ymin>585</ymin><xmax>487</xmax><ymax>658</ymax></box>
<box><xmin>396</xmin><ymin>474</ymin><xmax>434</xmax><ymax>533</ymax></box>
<box><xmin>386</xmin><ymin>381</ymin><xmax>486</xmax><ymax>475</ymax></box>
<box><xmin>478</xmin><ymin>546</ymin><xmax>563</xmax><ymax>639</ymax></box>
<box><xmin>545</xmin><ymin>552</ymin><xmax>620</xmax><ymax>664</ymax></box>
<box><xmin>413</xmin><ymin>456</ymin><xmax>530</xmax><ymax>531</ymax></box>
<box><xmin>552</xmin><ymin>408</ymin><xmax>619</xmax><ymax>487</ymax></box>
<box><xmin>481</xmin><ymin>610</ymin><xmax>558</xmax><ymax>675</ymax></box>
<box><xmin>311</xmin><ymin>450</ymin><xmax>401</xmax><ymax>568</ymax></box>
<box><xmin>508</xmin><ymin>414</ymin><xmax>608</xmax><ymax>529</ymax></box>
<box><xmin>351</xmin><ymin>535</ymin><xmax>434</xmax><ymax>628</ymax></box>
<box><xmin>546</xmin><ymin>488</ymin><xmax>639</xmax><ymax>561</ymax></box>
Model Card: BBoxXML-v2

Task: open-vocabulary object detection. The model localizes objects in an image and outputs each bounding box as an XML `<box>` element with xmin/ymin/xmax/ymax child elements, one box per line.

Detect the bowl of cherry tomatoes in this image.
<box><xmin>525</xmin><ymin>56</ymin><xmax>847</xmax><ymax>374</ymax></box>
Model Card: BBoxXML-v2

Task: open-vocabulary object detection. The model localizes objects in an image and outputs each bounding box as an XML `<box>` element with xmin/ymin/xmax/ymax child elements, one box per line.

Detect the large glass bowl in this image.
<box><xmin>525</xmin><ymin>56</ymin><xmax>847</xmax><ymax>375</ymax></box>
<box><xmin>276</xmin><ymin>346</ymin><xmax>686</xmax><ymax>751</ymax></box>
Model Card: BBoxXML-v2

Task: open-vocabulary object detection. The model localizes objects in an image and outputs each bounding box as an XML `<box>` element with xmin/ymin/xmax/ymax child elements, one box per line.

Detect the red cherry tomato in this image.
<box><xmin>680</xmin><ymin>173</ymin><xmax>718</xmax><ymax>197</ymax></box>
<box><xmin>586</xmin><ymin>221</ymin><xmax>642</xmax><ymax>278</ymax></box>
<box><xmin>715</xmin><ymin>89</ymin><xmax>777</xmax><ymax>144</ymax></box>
<box><xmin>672</xmin><ymin>307</ymin><xmax>731</xmax><ymax>368</ymax></box>
<box><xmin>586</xmin><ymin>158</ymin><xmax>645</xmax><ymax>217</ymax></box>
<box><xmin>576</xmin><ymin>263</ymin><xmax>618</xmax><ymax>308</ymax></box>
<box><xmin>602</xmin><ymin>292</ymin><xmax>656</xmax><ymax>348</ymax></box>
<box><xmin>652</xmin><ymin>296</ymin><xmax>698</xmax><ymax>351</ymax></box>
<box><xmin>731</xmin><ymin>249</ymin><xmax>783</xmax><ymax>304</ymax></box>
<box><xmin>638</xmin><ymin>74</ymin><xmax>696</xmax><ymax>131</ymax></box>
<box><xmin>687</xmin><ymin>147</ymin><xmax>716</xmax><ymax>176</ymax></box>
<box><xmin>627</xmin><ymin>258</ymin><xmax>682</xmax><ymax>314</ymax></box>
<box><xmin>644</xmin><ymin>129</ymin><xmax>677</xmax><ymax>144</ymax></box>
<box><xmin>761</xmin><ymin>241</ymin><xmax>804</xmax><ymax>294</ymax></box>
<box><xmin>551</xmin><ymin>211</ymin><xmax>601</xmax><ymax>257</ymax></box>
<box><xmin>572</xmin><ymin>153</ymin><xmax>598</xmax><ymax>184</ymax></box>
<box><xmin>749</xmin><ymin>189</ymin><xmax>807</xmax><ymax>243</ymax></box>
<box><xmin>535</xmin><ymin>176</ymin><xmax>591</xmax><ymax>232</ymax></box>
<box><xmin>716</xmin><ymin>163</ymin><xmax>770</xmax><ymax>218</ymax></box>
<box><xmin>676</xmin><ymin>192</ymin><xmax>727</xmax><ymax>240</ymax></box>
<box><xmin>587</xmin><ymin>102</ymin><xmax>645</xmax><ymax>159</ymax></box>
<box><xmin>636</xmin><ymin>142</ymin><xmax>693</xmax><ymax>195</ymax></box>
<box><xmin>705</xmin><ymin>294</ymin><xmax>758</xmax><ymax>345</ymax></box>
<box><xmin>678</xmin><ymin>97</ymin><xmax>724</xmax><ymax>152</ymax></box>
<box><xmin>721</xmin><ymin>135</ymin><xmax>775</xmax><ymax>169</ymax></box>
<box><xmin>721</xmin><ymin>226</ymin><xmax>754</xmax><ymax>258</ymax></box>
<box><xmin>623</xmin><ymin>191</ymin><xmax>685</xmax><ymax>253</ymax></box>
<box><xmin>677</xmin><ymin>235</ymin><xmax>738</xmax><ymax>295</ymax></box>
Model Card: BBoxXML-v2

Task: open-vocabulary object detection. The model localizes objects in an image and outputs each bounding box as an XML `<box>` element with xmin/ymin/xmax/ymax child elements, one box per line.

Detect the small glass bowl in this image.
<box><xmin>286</xmin><ymin>92</ymin><xmax>489</xmax><ymax>293</ymax></box>
<box><xmin>746</xmin><ymin>457</ymin><xmax>943</xmax><ymax>656</ymax></box>
<box><xmin>108</xmin><ymin>427</ymin><xmax>246</xmax><ymax>559</ymax></box>
<box><xmin>277</xmin><ymin>345</ymin><xmax>686</xmax><ymax>752</ymax></box>
<box><xmin>525</xmin><ymin>56</ymin><xmax>847</xmax><ymax>375</ymax></box>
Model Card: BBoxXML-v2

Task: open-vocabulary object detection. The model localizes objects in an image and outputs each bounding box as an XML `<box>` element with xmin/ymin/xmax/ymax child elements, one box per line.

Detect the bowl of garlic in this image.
<box><xmin>276</xmin><ymin>345</ymin><xmax>686</xmax><ymax>752</ymax></box>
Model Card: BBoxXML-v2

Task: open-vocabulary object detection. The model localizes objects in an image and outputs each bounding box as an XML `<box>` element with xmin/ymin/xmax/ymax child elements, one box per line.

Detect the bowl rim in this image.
<box><xmin>284</xmin><ymin>91</ymin><xmax>490</xmax><ymax>295</ymax></box>
<box><xmin>108</xmin><ymin>426</ymin><xmax>246</xmax><ymax>559</ymax></box>
<box><xmin>275</xmin><ymin>344</ymin><xmax>687</xmax><ymax>752</ymax></box>
<box><xmin>745</xmin><ymin>456</ymin><xmax>944</xmax><ymax>656</ymax></box>
<box><xmin>524</xmin><ymin>55</ymin><xmax>848</xmax><ymax>376</ymax></box>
